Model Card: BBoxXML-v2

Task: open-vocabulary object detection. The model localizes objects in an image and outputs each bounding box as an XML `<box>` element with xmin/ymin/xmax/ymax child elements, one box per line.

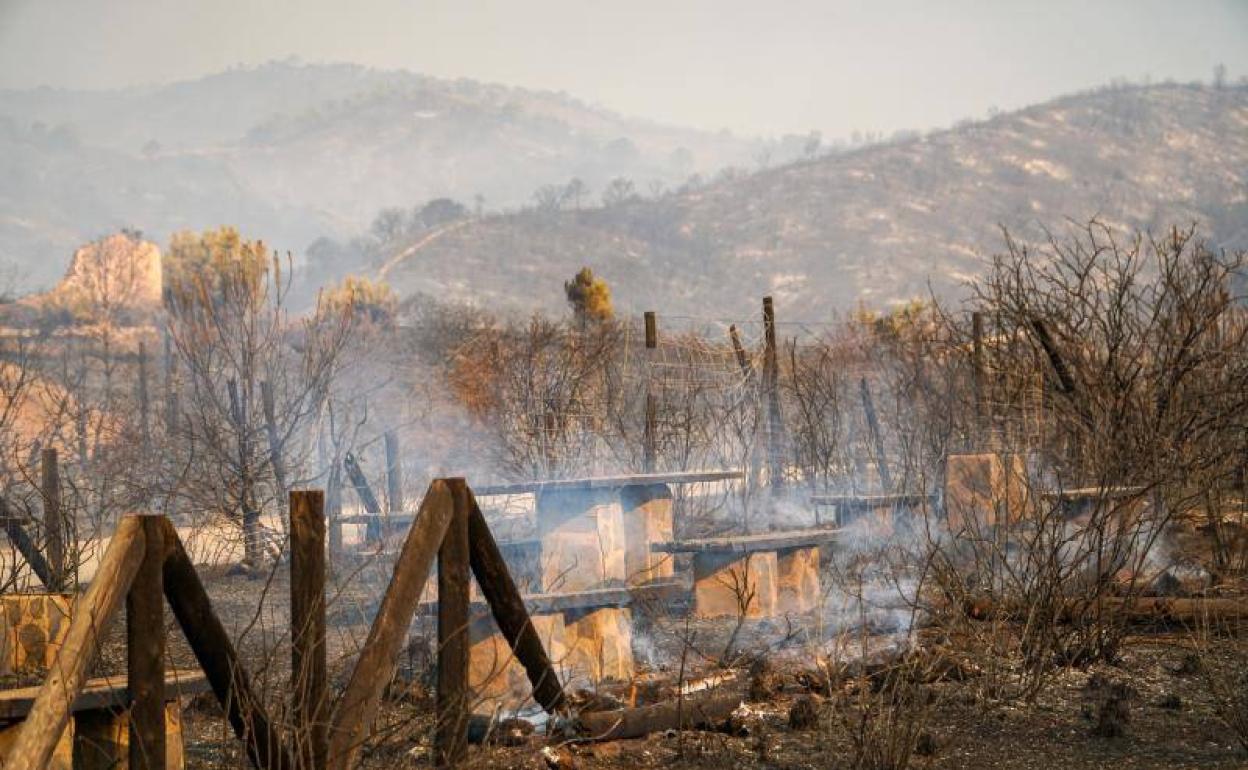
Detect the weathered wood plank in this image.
<box><xmin>327</xmin><ymin>479</ymin><xmax>455</xmax><ymax>770</ymax></box>
<box><xmin>291</xmin><ymin>491</ymin><xmax>327</xmax><ymax>770</ymax></box>
<box><xmin>654</xmin><ymin>528</ymin><xmax>842</xmax><ymax>554</ymax></box>
<box><xmin>414</xmin><ymin>579</ymin><xmax>684</xmax><ymax>617</ymax></box>
<box><xmin>810</xmin><ymin>492</ymin><xmax>935</xmax><ymax>508</ymax></box>
<box><xmin>473</xmin><ymin>469</ymin><xmax>742</xmax><ymax>497</ymax></box>
<box><xmin>41</xmin><ymin>447</ymin><xmax>66</xmax><ymax>591</ymax></box>
<box><xmin>128</xmin><ymin>515</ymin><xmax>166</xmax><ymax>770</ymax></box>
<box><xmin>436</xmin><ymin>479</ymin><xmax>471</xmax><ymax>767</ymax></box>
<box><xmin>0</xmin><ymin>671</ymin><xmax>207</xmax><ymax>722</ymax></box>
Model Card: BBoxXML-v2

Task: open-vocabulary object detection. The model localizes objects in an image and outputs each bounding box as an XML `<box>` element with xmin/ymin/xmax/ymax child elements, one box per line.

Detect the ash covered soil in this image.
<box><xmin>88</xmin><ymin>561</ymin><xmax>1248</xmax><ymax>770</ymax></box>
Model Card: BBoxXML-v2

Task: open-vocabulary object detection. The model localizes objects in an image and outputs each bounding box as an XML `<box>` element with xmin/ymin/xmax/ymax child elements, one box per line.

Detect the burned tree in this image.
<box><xmin>164</xmin><ymin>227</ymin><xmax>354</xmax><ymax>567</ymax></box>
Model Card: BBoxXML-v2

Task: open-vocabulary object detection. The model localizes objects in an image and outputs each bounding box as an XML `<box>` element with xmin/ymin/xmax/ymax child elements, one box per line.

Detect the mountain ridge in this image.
<box><xmin>0</xmin><ymin>61</ymin><xmax>766</xmax><ymax>290</ymax></box>
<box><xmin>374</xmin><ymin>82</ymin><xmax>1248</xmax><ymax>318</ymax></box>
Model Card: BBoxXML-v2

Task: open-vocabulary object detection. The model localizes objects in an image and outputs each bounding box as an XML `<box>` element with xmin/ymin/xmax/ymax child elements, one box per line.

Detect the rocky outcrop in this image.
<box><xmin>50</xmin><ymin>233</ymin><xmax>163</xmax><ymax>317</ymax></box>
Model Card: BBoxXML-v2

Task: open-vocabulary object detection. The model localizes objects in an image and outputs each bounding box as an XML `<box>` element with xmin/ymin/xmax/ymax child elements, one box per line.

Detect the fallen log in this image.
<box><xmin>961</xmin><ymin>594</ymin><xmax>1248</xmax><ymax>626</ymax></box>
<box><xmin>575</xmin><ymin>686</ymin><xmax>746</xmax><ymax>741</ymax></box>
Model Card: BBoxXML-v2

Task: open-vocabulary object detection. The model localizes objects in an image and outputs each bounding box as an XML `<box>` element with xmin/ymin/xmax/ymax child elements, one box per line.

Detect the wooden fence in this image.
<box><xmin>2</xmin><ymin>478</ymin><xmax>565</xmax><ymax>770</ymax></box>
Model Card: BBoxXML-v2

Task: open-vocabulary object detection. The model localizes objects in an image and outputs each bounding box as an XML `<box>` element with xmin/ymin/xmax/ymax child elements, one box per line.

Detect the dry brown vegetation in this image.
<box><xmin>1</xmin><ymin>220</ymin><xmax>1247</xmax><ymax>769</ymax></box>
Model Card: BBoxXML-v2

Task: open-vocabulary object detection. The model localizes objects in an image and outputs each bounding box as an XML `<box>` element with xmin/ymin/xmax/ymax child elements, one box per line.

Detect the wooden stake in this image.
<box><xmin>971</xmin><ymin>311</ymin><xmax>985</xmax><ymax>438</ymax></box>
<box><xmin>261</xmin><ymin>381</ymin><xmax>288</xmax><ymax>512</ymax></box>
<box><xmin>328</xmin><ymin>480</ymin><xmax>456</xmax><ymax>770</ymax></box>
<box><xmin>160</xmin><ymin>519</ymin><xmax>292</xmax><ymax>770</ymax></box>
<box><xmin>465</xmin><ymin>490</ymin><xmax>565</xmax><ymax>713</ymax></box>
<box><xmin>384</xmin><ymin>431</ymin><xmax>404</xmax><ymax>512</ymax></box>
<box><xmin>128</xmin><ymin>515</ymin><xmax>166</xmax><ymax>770</ymax></box>
<box><xmin>643</xmin><ymin>311</ymin><xmax>658</xmax><ymax>473</ymax></box>
<box><xmin>5</xmin><ymin>515</ymin><xmax>146</xmax><ymax>770</ymax></box>
<box><xmin>858</xmin><ymin>378</ymin><xmax>893</xmax><ymax>493</ymax></box>
<box><xmin>728</xmin><ymin>324</ymin><xmax>752</xmax><ymax>378</ymax></box>
<box><xmin>138</xmin><ymin>340</ymin><xmax>151</xmax><ymax>444</ymax></box>
<box><xmin>291</xmin><ymin>491</ymin><xmax>327</xmax><ymax>770</ymax></box>
<box><xmin>41</xmin><ymin>447</ymin><xmax>66</xmax><ymax>591</ymax></box>
<box><xmin>762</xmin><ymin>297</ymin><xmax>784</xmax><ymax>492</ymax></box>
<box><xmin>384</xmin><ymin>430</ymin><xmax>403</xmax><ymax>542</ymax></box>
<box><xmin>436</xmin><ymin>479</ymin><xmax>471</xmax><ymax>767</ymax></box>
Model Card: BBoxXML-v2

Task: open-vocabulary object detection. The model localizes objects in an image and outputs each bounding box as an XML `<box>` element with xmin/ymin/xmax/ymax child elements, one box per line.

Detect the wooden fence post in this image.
<box><xmin>138</xmin><ymin>340</ymin><xmax>151</xmax><ymax>444</ymax></box>
<box><xmin>327</xmin><ymin>480</ymin><xmax>455</xmax><ymax>770</ymax></box>
<box><xmin>129</xmin><ymin>515</ymin><xmax>166</xmax><ymax>770</ymax></box>
<box><xmin>436</xmin><ymin>479</ymin><xmax>471</xmax><ymax>767</ymax></box>
<box><xmin>261</xmin><ymin>381</ymin><xmax>289</xmax><ymax>513</ymax></box>
<box><xmin>41</xmin><ymin>447</ymin><xmax>66</xmax><ymax>591</ymax></box>
<box><xmin>971</xmin><ymin>310</ymin><xmax>985</xmax><ymax>440</ymax></box>
<box><xmin>160</xmin><ymin>519</ymin><xmax>293</xmax><ymax>770</ymax></box>
<box><xmin>291</xmin><ymin>491</ymin><xmax>327</xmax><ymax>770</ymax></box>
<box><xmin>5</xmin><ymin>515</ymin><xmax>146</xmax><ymax>770</ymax></box>
<box><xmin>384</xmin><ymin>430</ymin><xmax>404</xmax><ymax>519</ymax></box>
<box><xmin>859</xmin><ymin>377</ymin><xmax>893</xmax><ymax>494</ymax></box>
<box><xmin>728</xmin><ymin>324</ymin><xmax>752</xmax><ymax>378</ymax></box>
<box><xmin>763</xmin><ymin>297</ymin><xmax>785</xmax><ymax>494</ymax></box>
<box><xmin>643</xmin><ymin>312</ymin><xmax>658</xmax><ymax>473</ymax></box>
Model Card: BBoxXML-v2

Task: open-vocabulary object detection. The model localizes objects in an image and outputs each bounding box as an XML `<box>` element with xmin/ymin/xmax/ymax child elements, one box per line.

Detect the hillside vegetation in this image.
<box><xmin>0</xmin><ymin>61</ymin><xmax>765</xmax><ymax>289</ymax></box>
<box><xmin>377</xmin><ymin>83</ymin><xmax>1248</xmax><ymax>317</ymax></box>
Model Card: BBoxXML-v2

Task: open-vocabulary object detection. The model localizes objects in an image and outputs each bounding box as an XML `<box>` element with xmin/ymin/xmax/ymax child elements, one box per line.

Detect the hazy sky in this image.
<box><xmin>1</xmin><ymin>0</ymin><xmax>1245</xmax><ymax>137</ymax></box>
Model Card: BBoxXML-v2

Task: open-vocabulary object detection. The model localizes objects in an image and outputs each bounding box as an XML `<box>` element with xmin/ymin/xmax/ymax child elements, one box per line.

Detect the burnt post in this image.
<box><xmin>971</xmin><ymin>311</ymin><xmax>985</xmax><ymax>441</ymax></box>
<box><xmin>138</xmin><ymin>340</ymin><xmax>151</xmax><ymax>444</ymax></box>
<box><xmin>643</xmin><ymin>311</ymin><xmax>658</xmax><ymax>473</ymax></box>
<box><xmin>859</xmin><ymin>377</ymin><xmax>893</xmax><ymax>494</ymax></box>
<box><xmin>41</xmin><ymin>448</ymin><xmax>66</xmax><ymax>591</ymax></box>
<box><xmin>291</xmin><ymin>491</ymin><xmax>327</xmax><ymax>770</ymax></box>
<box><xmin>164</xmin><ymin>331</ymin><xmax>178</xmax><ymax>436</ymax></box>
<box><xmin>436</xmin><ymin>479</ymin><xmax>471</xmax><ymax>767</ymax></box>
<box><xmin>728</xmin><ymin>324</ymin><xmax>753</xmax><ymax>378</ymax></box>
<box><xmin>762</xmin><ymin>297</ymin><xmax>784</xmax><ymax>494</ymax></box>
<box><xmin>317</xmin><ymin>425</ymin><xmax>343</xmax><ymax>561</ymax></box>
<box><xmin>128</xmin><ymin>515</ymin><xmax>166</xmax><ymax>770</ymax></box>
<box><xmin>384</xmin><ymin>430</ymin><xmax>404</xmax><ymax>539</ymax></box>
<box><xmin>261</xmin><ymin>381</ymin><xmax>288</xmax><ymax>513</ymax></box>
<box><xmin>343</xmin><ymin>452</ymin><xmax>383</xmax><ymax>545</ymax></box>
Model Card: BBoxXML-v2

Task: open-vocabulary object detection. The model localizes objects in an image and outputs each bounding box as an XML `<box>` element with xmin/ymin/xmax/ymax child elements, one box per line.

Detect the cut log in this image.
<box><xmin>961</xmin><ymin>594</ymin><xmax>1248</xmax><ymax>625</ymax></box>
<box><xmin>576</xmin><ymin>686</ymin><xmax>746</xmax><ymax>741</ymax></box>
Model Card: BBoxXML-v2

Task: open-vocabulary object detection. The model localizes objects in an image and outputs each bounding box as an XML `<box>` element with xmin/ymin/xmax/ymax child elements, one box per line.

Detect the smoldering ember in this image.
<box><xmin>1</xmin><ymin>5</ymin><xmax>1247</xmax><ymax>770</ymax></box>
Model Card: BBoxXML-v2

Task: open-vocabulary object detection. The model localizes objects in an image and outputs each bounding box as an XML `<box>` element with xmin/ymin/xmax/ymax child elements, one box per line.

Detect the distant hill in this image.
<box><xmin>0</xmin><ymin>61</ymin><xmax>765</xmax><ymax>290</ymax></box>
<box><xmin>376</xmin><ymin>84</ymin><xmax>1248</xmax><ymax>318</ymax></box>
